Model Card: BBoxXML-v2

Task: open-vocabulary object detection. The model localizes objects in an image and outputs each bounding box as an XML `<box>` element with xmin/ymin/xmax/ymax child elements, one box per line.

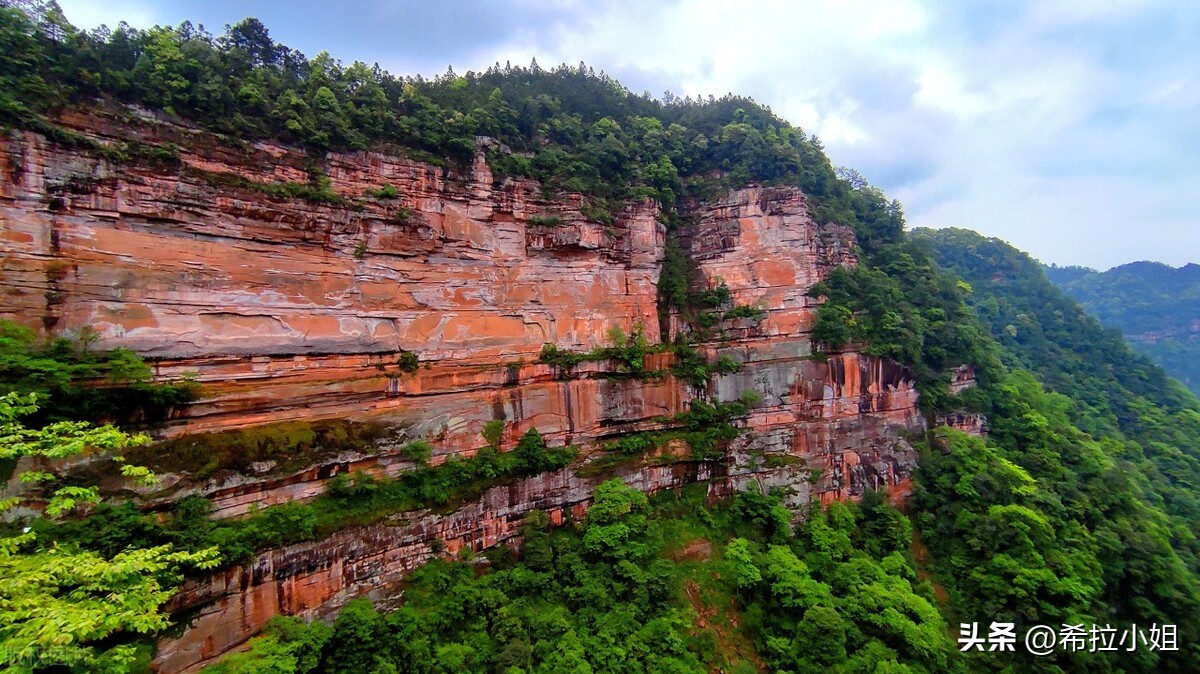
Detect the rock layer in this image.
<box><xmin>1</xmin><ymin>107</ymin><xmax>663</xmax><ymax>362</ymax></box>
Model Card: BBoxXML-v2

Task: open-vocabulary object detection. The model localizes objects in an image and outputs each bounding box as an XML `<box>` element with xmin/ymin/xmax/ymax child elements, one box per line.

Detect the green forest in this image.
<box><xmin>2</xmin><ymin>5</ymin><xmax>1200</xmax><ymax>673</ymax></box>
<box><xmin>1044</xmin><ymin>262</ymin><xmax>1200</xmax><ymax>396</ymax></box>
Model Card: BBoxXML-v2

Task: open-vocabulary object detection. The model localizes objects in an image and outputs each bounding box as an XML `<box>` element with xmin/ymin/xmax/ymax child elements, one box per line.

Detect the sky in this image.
<box><xmin>54</xmin><ymin>0</ymin><xmax>1200</xmax><ymax>270</ymax></box>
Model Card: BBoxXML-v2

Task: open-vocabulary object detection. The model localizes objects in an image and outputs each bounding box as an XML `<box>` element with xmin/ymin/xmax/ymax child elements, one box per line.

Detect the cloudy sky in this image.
<box><xmin>55</xmin><ymin>0</ymin><xmax>1200</xmax><ymax>270</ymax></box>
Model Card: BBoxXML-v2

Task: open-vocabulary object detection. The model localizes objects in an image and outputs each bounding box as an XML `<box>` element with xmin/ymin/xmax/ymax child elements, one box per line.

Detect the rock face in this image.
<box><xmin>0</xmin><ymin>106</ymin><xmax>975</xmax><ymax>673</ymax></box>
<box><xmin>1</xmin><ymin>108</ymin><xmax>663</xmax><ymax>361</ymax></box>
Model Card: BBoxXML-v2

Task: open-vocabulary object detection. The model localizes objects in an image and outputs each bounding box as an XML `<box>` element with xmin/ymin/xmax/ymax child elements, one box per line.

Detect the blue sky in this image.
<box><xmin>55</xmin><ymin>0</ymin><xmax>1200</xmax><ymax>270</ymax></box>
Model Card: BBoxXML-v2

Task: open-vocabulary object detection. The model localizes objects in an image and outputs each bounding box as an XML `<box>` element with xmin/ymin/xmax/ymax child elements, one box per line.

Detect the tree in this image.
<box><xmin>724</xmin><ymin>537</ymin><xmax>761</xmax><ymax>589</ymax></box>
<box><xmin>582</xmin><ymin>479</ymin><xmax>649</xmax><ymax>561</ymax></box>
<box><xmin>482</xmin><ymin>419</ymin><xmax>505</xmax><ymax>449</ymax></box>
<box><xmin>0</xmin><ymin>392</ymin><xmax>219</xmax><ymax>671</ymax></box>
<box><xmin>319</xmin><ymin>598</ymin><xmax>389</xmax><ymax>674</ymax></box>
<box><xmin>515</xmin><ymin>427</ymin><xmax>551</xmax><ymax>473</ymax></box>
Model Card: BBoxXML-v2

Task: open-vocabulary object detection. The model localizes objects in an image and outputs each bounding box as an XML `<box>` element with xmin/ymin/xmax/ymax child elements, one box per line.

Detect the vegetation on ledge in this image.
<box><xmin>201</xmin><ymin>482</ymin><xmax>957</xmax><ymax>674</ymax></box>
<box><xmin>0</xmin><ymin>320</ymin><xmax>197</xmax><ymax>428</ymax></box>
<box><xmin>39</xmin><ymin>427</ymin><xmax>577</xmax><ymax>566</ymax></box>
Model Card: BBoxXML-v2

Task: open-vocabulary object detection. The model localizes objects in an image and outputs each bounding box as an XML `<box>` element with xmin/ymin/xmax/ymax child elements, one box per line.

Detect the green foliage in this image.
<box><xmin>914</xmin><ymin>373</ymin><xmax>1200</xmax><ymax>671</ymax></box>
<box><xmin>514</xmin><ymin>427</ymin><xmax>557</xmax><ymax>474</ymax></box>
<box><xmin>0</xmin><ymin>320</ymin><xmax>198</xmax><ymax>426</ymax></box>
<box><xmin>0</xmin><ymin>392</ymin><xmax>219</xmax><ymax>671</ymax></box>
<box><xmin>610</xmin><ymin>433</ymin><xmax>655</xmax><ymax>456</ymax></box>
<box><xmin>538</xmin><ymin>324</ymin><xmax>658</xmax><ymax>377</ymax></box>
<box><xmin>326</xmin><ymin>471</ymin><xmax>377</xmax><ymax>501</ymax></box>
<box><xmin>671</xmin><ymin>398</ymin><xmax>749</xmax><ymax>460</ymax></box>
<box><xmin>202</xmin><ymin>617</ymin><xmax>330</xmax><ymax>674</ymax></box>
<box><xmin>596</xmin><ymin>323</ymin><xmax>651</xmax><ymax>373</ymax></box>
<box><xmin>481</xmin><ymin>419</ymin><xmax>505</xmax><ymax>449</ymax></box>
<box><xmin>656</xmin><ymin>238</ymin><xmax>692</xmax><ymax>332</ymax></box>
<box><xmin>737</xmin><ymin>389</ymin><xmax>763</xmax><ymax>409</ymax></box>
<box><xmin>1</xmin><ymin>540</ymin><xmax>219</xmax><ymax>672</ymax></box>
<box><xmin>916</xmin><ymin>231</ymin><xmax>1200</xmax><ymax>672</ymax></box>
<box><xmin>916</xmin><ymin>228</ymin><xmax>1194</xmax><ymax>430</ymax></box>
<box><xmin>395</xmin><ymin>350</ymin><xmax>419</xmax><ymax>373</ymax></box>
<box><xmin>390</xmin><ymin>206</ymin><xmax>414</xmax><ymax>223</ymax></box>
<box><xmin>0</xmin><ymin>392</ymin><xmax>155</xmax><ymax>517</ymax></box>
<box><xmin>696</xmin><ymin>282</ymin><xmax>732</xmax><ymax>309</ymax></box>
<box><xmin>537</xmin><ymin>343</ymin><xmax>587</xmax><ymax>372</ymax></box>
<box><xmin>365</xmin><ymin>184</ymin><xmax>400</xmax><ymax>199</ymax></box>
<box><xmin>711</xmin><ymin>354</ymin><xmax>742</xmax><ymax>375</ymax></box>
<box><xmin>538</xmin><ymin>329</ymin><xmax>738</xmax><ymax>389</ymax></box>
<box><xmin>666</xmin><ymin>340</ymin><xmax>743</xmax><ymax>388</ymax></box>
<box><xmin>583</xmin><ymin>479</ymin><xmax>651</xmax><ymax>560</ymax></box>
<box><xmin>808</xmin><ymin>241</ymin><xmax>995</xmax><ymax>412</ymax></box>
<box><xmin>723</xmin><ymin>304</ymin><xmax>767</xmax><ymax>320</ymax></box>
<box><xmin>401</xmin><ymin>440</ymin><xmax>433</xmax><ymax>465</ymax></box>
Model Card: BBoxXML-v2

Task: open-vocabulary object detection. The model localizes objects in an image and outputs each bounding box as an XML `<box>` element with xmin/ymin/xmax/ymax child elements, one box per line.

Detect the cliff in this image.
<box><xmin>0</xmin><ymin>105</ymin><xmax>973</xmax><ymax>672</ymax></box>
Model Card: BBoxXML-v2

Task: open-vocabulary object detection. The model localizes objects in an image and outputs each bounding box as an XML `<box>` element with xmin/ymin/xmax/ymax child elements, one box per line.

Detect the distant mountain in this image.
<box><xmin>1045</xmin><ymin>261</ymin><xmax>1200</xmax><ymax>395</ymax></box>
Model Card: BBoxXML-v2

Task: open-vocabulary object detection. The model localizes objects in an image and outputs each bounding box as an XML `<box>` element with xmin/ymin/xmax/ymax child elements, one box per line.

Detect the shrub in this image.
<box><xmin>367</xmin><ymin>184</ymin><xmax>400</xmax><ymax>199</ymax></box>
<box><xmin>724</xmin><ymin>304</ymin><xmax>767</xmax><ymax>320</ymax></box>
<box><xmin>515</xmin><ymin>427</ymin><xmax>553</xmax><ymax>473</ymax></box>
<box><xmin>712</xmin><ymin>354</ymin><xmax>743</xmax><ymax>375</ymax></box>
<box><xmin>396</xmin><ymin>351</ymin><xmax>419</xmax><ymax>372</ymax></box>
<box><xmin>611</xmin><ymin>434</ymin><xmax>655</xmax><ymax>455</ymax></box>
<box><xmin>402</xmin><ymin>441</ymin><xmax>433</xmax><ymax>465</ymax></box>
<box><xmin>328</xmin><ymin>470</ymin><xmax>378</xmax><ymax>501</ymax></box>
<box><xmin>539</xmin><ymin>343</ymin><xmax>586</xmax><ymax>371</ymax></box>
<box><xmin>482</xmin><ymin>420</ymin><xmax>505</xmax><ymax>448</ymax></box>
<box><xmin>739</xmin><ymin>390</ymin><xmax>764</xmax><ymax>409</ymax></box>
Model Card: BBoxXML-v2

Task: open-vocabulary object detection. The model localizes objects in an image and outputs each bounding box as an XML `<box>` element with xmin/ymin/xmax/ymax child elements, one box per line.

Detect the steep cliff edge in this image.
<box><xmin>0</xmin><ymin>106</ymin><xmax>968</xmax><ymax>672</ymax></box>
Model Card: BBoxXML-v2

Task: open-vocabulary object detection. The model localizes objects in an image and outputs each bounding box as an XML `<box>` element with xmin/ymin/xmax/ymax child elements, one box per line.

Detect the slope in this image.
<box><xmin>1046</xmin><ymin>262</ymin><xmax>1200</xmax><ymax>395</ymax></box>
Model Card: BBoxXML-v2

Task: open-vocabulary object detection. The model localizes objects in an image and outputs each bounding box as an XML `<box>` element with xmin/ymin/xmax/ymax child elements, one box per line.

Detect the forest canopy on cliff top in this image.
<box><xmin>4</xmin><ymin>5</ymin><xmax>1200</xmax><ymax>673</ymax></box>
<box><xmin>0</xmin><ymin>6</ymin><xmax>902</xmax><ymax>249</ymax></box>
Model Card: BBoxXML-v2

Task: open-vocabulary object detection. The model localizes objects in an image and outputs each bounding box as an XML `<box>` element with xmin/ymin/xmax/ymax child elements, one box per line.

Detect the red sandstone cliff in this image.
<box><xmin>0</xmin><ymin>105</ymin><xmax>976</xmax><ymax>672</ymax></box>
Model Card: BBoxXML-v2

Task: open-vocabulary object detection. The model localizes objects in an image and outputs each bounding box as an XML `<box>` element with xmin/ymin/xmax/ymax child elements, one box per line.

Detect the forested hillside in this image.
<box><xmin>915</xmin><ymin>227</ymin><xmax>1200</xmax><ymax>664</ymax></box>
<box><xmin>2</xmin><ymin>5</ymin><xmax>1200</xmax><ymax>673</ymax></box>
<box><xmin>1045</xmin><ymin>262</ymin><xmax>1200</xmax><ymax>395</ymax></box>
